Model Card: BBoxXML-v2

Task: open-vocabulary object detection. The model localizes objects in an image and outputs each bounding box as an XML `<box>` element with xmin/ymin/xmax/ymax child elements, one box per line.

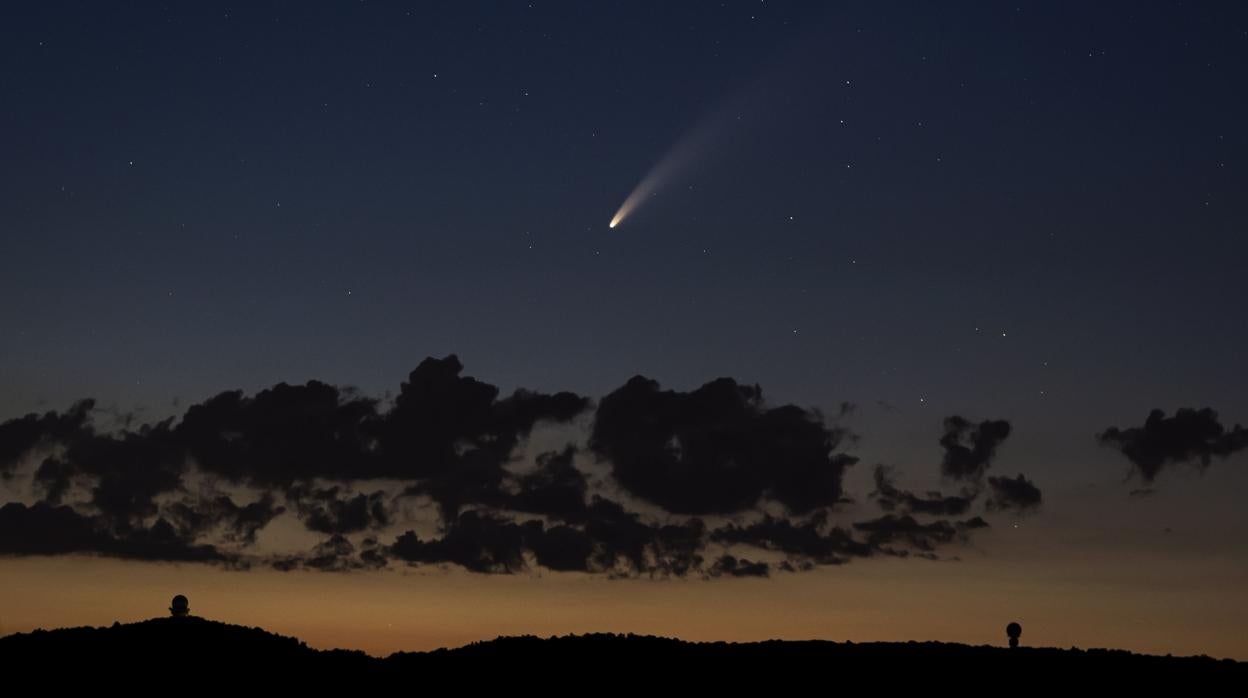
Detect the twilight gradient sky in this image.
<box><xmin>2</xmin><ymin>1</ymin><xmax>1247</xmax><ymax>660</ymax></box>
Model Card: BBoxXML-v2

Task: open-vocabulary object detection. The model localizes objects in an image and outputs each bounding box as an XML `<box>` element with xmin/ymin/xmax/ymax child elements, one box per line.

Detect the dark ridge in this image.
<box><xmin>1</xmin><ymin>617</ymin><xmax>1242</xmax><ymax>685</ymax></box>
<box><xmin>0</xmin><ymin>616</ymin><xmax>373</xmax><ymax>674</ymax></box>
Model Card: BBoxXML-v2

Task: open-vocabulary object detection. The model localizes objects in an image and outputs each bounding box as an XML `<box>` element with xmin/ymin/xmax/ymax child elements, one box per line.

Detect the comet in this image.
<box><xmin>606</xmin><ymin>53</ymin><xmax>795</xmax><ymax>230</ymax></box>
<box><xmin>606</xmin><ymin>20</ymin><xmax>833</xmax><ymax>230</ymax></box>
<box><xmin>607</xmin><ymin>115</ymin><xmax>723</xmax><ymax>230</ymax></box>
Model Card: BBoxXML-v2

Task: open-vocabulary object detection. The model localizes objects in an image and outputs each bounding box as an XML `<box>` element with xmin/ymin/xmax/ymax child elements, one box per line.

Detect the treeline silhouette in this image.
<box><xmin>1</xmin><ymin>616</ymin><xmax>1242</xmax><ymax>686</ymax></box>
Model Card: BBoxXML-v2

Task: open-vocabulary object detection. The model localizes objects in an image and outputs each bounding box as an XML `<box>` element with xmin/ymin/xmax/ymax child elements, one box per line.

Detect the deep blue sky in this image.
<box><xmin>4</xmin><ymin>2</ymin><xmax>1247</xmax><ymax>422</ymax></box>
<box><xmin>4</xmin><ymin>1</ymin><xmax>1247</xmax><ymax>428</ymax></box>
<box><xmin>2</xmin><ymin>1</ymin><xmax>1247</xmax><ymax>469</ymax></box>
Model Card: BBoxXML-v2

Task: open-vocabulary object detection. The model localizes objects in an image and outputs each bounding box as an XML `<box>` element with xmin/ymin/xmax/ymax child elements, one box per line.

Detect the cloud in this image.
<box><xmin>380</xmin><ymin>357</ymin><xmax>590</xmax><ymax>483</ymax></box>
<box><xmin>939</xmin><ymin>416</ymin><xmax>1012</xmax><ymax>482</ymax></box>
<box><xmin>504</xmin><ymin>446</ymin><xmax>590</xmax><ymax>521</ymax></box>
<box><xmin>176</xmin><ymin>356</ymin><xmax>588</xmax><ymax>504</ymax></box>
<box><xmin>710</xmin><ymin>511</ymin><xmax>871</xmax><ymax>565</ymax></box>
<box><xmin>33</xmin><ymin>420</ymin><xmax>186</xmax><ymax>527</ymax></box>
<box><xmin>385</xmin><ymin>357</ymin><xmax>591</xmax><ymax>520</ymax></box>
<box><xmin>0</xmin><ymin>501</ymin><xmax>231</xmax><ymax>564</ymax></box>
<box><xmin>589</xmin><ymin>376</ymin><xmax>857</xmax><ymax>515</ymax></box>
<box><xmin>707</xmin><ymin>554</ymin><xmax>770</xmax><ymax>578</ymax></box>
<box><xmin>852</xmin><ymin>514</ymin><xmax>958</xmax><ymax>553</ymax></box>
<box><xmin>526</xmin><ymin>523</ymin><xmax>596</xmax><ymax>572</ymax></box>
<box><xmin>0</xmin><ymin>399</ymin><xmax>94</xmax><ymax>477</ymax></box>
<box><xmin>389</xmin><ymin>510</ymin><xmax>539</xmax><ymax>574</ymax></box>
<box><xmin>871</xmin><ymin>465</ymin><xmax>974</xmax><ymax>516</ymax></box>
<box><xmin>401</xmin><ymin>444</ymin><xmax>592</xmax><ymax>525</ymax></box>
<box><xmin>286</xmin><ymin>486</ymin><xmax>390</xmax><ymax>535</ymax></box>
<box><xmin>0</xmin><ymin>357</ymin><xmax>1003</xmax><ymax>577</ymax></box>
<box><xmin>543</xmin><ymin>496</ymin><xmax>709</xmax><ymax>577</ymax></box>
<box><xmin>709</xmin><ymin>506</ymin><xmax>983</xmax><ymax>566</ymax></box>
<box><xmin>271</xmin><ymin>534</ymin><xmax>390</xmax><ymax>572</ymax></box>
<box><xmin>165</xmin><ymin>493</ymin><xmax>286</xmax><ymax>545</ymax></box>
<box><xmin>387</xmin><ymin>498</ymin><xmax>713</xmax><ymax>578</ymax></box>
<box><xmin>986</xmin><ymin>474</ymin><xmax>1042</xmax><ymax>512</ymax></box>
<box><xmin>174</xmin><ymin>380</ymin><xmax>380</xmax><ymax>487</ymax></box>
<box><xmin>1098</xmin><ymin>408</ymin><xmax>1248</xmax><ymax>483</ymax></box>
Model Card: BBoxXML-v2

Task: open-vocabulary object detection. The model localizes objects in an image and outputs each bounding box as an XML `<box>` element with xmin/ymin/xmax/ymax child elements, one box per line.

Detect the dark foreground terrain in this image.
<box><xmin>2</xmin><ymin>616</ymin><xmax>1242</xmax><ymax>686</ymax></box>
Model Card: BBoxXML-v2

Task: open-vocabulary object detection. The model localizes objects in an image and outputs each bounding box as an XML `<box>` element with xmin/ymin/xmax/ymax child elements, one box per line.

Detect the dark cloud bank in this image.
<box><xmin>0</xmin><ymin>355</ymin><xmax>1052</xmax><ymax>578</ymax></box>
<box><xmin>1099</xmin><ymin>408</ymin><xmax>1248</xmax><ymax>483</ymax></box>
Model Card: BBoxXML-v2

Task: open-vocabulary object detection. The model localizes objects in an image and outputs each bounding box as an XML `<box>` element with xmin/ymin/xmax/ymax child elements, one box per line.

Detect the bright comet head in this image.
<box><xmin>608</xmin><ymin>184</ymin><xmax>647</xmax><ymax>229</ymax></box>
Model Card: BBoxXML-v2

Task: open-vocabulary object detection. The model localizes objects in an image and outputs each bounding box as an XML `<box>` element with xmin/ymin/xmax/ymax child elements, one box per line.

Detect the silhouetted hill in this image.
<box><xmin>0</xmin><ymin>616</ymin><xmax>373</xmax><ymax>676</ymax></box>
<box><xmin>2</xmin><ymin>617</ymin><xmax>1242</xmax><ymax>686</ymax></box>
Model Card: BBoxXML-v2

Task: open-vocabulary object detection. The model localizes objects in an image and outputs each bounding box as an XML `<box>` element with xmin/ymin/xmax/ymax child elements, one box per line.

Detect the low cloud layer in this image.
<box><xmin>0</xmin><ymin>501</ymin><xmax>230</xmax><ymax>564</ymax></box>
<box><xmin>0</xmin><ymin>357</ymin><xmax>1025</xmax><ymax>577</ymax></box>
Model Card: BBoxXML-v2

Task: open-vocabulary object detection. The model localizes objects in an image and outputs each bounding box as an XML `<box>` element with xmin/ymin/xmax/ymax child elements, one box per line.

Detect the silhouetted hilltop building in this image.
<box><xmin>1007</xmin><ymin>621</ymin><xmax>1022</xmax><ymax>648</ymax></box>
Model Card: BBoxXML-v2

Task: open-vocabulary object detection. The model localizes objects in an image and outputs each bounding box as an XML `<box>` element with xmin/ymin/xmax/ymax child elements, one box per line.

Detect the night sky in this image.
<box><xmin>2</xmin><ymin>1</ymin><xmax>1247</xmax><ymax>660</ymax></box>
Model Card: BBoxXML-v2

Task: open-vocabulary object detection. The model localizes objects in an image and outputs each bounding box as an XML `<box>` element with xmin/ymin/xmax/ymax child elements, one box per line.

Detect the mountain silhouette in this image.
<box><xmin>2</xmin><ymin>617</ymin><xmax>1242</xmax><ymax>686</ymax></box>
